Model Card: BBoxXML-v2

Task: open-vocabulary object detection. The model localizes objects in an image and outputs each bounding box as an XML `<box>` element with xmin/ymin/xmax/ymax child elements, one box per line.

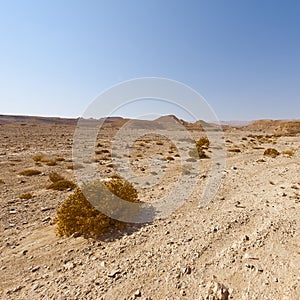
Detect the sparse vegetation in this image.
<box><xmin>54</xmin><ymin>176</ymin><xmax>139</xmax><ymax>237</ymax></box>
<box><xmin>263</xmin><ymin>148</ymin><xmax>280</xmax><ymax>158</ymax></box>
<box><xmin>45</xmin><ymin>159</ymin><xmax>57</xmax><ymax>166</ymax></box>
<box><xmin>281</xmin><ymin>150</ymin><xmax>294</xmax><ymax>157</ymax></box>
<box><xmin>166</xmin><ymin>156</ymin><xmax>174</xmax><ymax>161</ymax></box>
<box><xmin>32</xmin><ymin>153</ymin><xmax>45</xmax><ymax>162</ymax></box>
<box><xmin>228</xmin><ymin>148</ymin><xmax>241</xmax><ymax>153</ymax></box>
<box><xmin>19</xmin><ymin>169</ymin><xmax>41</xmax><ymax>176</ymax></box>
<box><xmin>19</xmin><ymin>192</ymin><xmax>33</xmax><ymax>199</ymax></box>
<box><xmin>47</xmin><ymin>180</ymin><xmax>77</xmax><ymax>191</ymax></box>
<box><xmin>49</xmin><ymin>172</ymin><xmax>65</xmax><ymax>183</ymax></box>
<box><xmin>196</xmin><ymin>137</ymin><xmax>210</xmax><ymax>148</ymax></box>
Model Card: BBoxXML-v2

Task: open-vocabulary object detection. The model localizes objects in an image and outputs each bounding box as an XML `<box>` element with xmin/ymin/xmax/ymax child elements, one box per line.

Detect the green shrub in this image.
<box><xmin>47</xmin><ymin>180</ymin><xmax>77</xmax><ymax>191</ymax></box>
<box><xmin>19</xmin><ymin>169</ymin><xmax>41</xmax><ymax>176</ymax></box>
<box><xmin>263</xmin><ymin>148</ymin><xmax>280</xmax><ymax>158</ymax></box>
<box><xmin>54</xmin><ymin>177</ymin><xmax>139</xmax><ymax>237</ymax></box>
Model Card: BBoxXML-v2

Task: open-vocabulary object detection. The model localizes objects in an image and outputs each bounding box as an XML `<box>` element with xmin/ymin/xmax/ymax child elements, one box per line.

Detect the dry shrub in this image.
<box><xmin>32</xmin><ymin>153</ymin><xmax>45</xmax><ymax>162</ymax></box>
<box><xmin>47</xmin><ymin>180</ymin><xmax>76</xmax><ymax>191</ymax></box>
<box><xmin>256</xmin><ymin>158</ymin><xmax>266</xmax><ymax>163</ymax></box>
<box><xmin>49</xmin><ymin>172</ymin><xmax>65</xmax><ymax>183</ymax></box>
<box><xmin>194</xmin><ymin>137</ymin><xmax>209</xmax><ymax>158</ymax></box>
<box><xmin>19</xmin><ymin>192</ymin><xmax>33</xmax><ymax>199</ymax></box>
<box><xmin>45</xmin><ymin>159</ymin><xmax>57</xmax><ymax>166</ymax></box>
<box><xmin>67</xmin><ymin>163</ymin><xmax>84</xmax><ymax>170</ymax></box>
<box><xmin>263</xmin><ymin>148</ymin><xmax>280</xmax><ymax>158</ymax></box>
<box><xmin>19</xmin><ymin>169</ymin><xmax>41</xmax><ymax>176</ymax></box>
<box><xmin>166</xmin><ymin>156</ymin><xmax>174</xmax><ymax>161</ymax></box>
<box><xmin>281</xmin><ymin>150</ymin><xmax>294</xmax><ymax>157</ymax></box>
<box><xmin>228</xmin><ymin>148</ymin><xmax>241</xmax><ymax>153</ymax></box>
<box><xmin>54</xmin><ymin>176</ymin><xmax>139</xmax><ymax>237</ymax></box>
<box><xmin>56</xmin><ymin>157</ymin><xmax>65</xmax><ymax>162</ymax></box>
<box><xmin>156</xmin><ymin>141</ymin><xmax>164</xmax><ymax>145</ymax></box>
<box><xmin>196</xmin><ymin>137</ymin><xmax>210</xmax><ymax>148</ymax></box>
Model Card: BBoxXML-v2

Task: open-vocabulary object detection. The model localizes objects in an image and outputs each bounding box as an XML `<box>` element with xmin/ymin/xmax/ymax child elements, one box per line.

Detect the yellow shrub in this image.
<box><xmin>54</xmin><ymin>177</ymin><xmax>139</xmax><ymax>237</ymax></box>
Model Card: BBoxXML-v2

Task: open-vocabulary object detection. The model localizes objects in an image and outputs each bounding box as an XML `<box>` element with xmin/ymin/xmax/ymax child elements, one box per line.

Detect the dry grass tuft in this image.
<box><xmin>19</xmin><ymin>192</ymin><xmax>33</xmax><ymax>199</ymax></box>
<box><xmin>281</xmin><ymin>150</ymin><xmax>294</xmax><ymax>157</ymax></box>
<box><xmin>19</xmin><ymin>169</ymin><xmax>41</xmax><ymax>176</ymax></box>
<box><xmin>263</xmin><ymin>148</ymin><xmax>280</xmax><ymax>158</ymax></box>
<box><xmin>47</xmin><ymin>180</ymin><xmax>77</xmax><ymax>191</ymax></box>
<box><xmin>49</xmin><ymin>172</ymin><xmax>65</xmax><ymax>183</ymax></box>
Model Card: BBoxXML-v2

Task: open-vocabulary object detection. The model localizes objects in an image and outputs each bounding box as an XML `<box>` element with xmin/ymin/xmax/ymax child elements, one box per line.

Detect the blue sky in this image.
<box><xmin>0</xmin><ymin>0</ymin><xmax>299</xmax><ymax>121</ymax></box>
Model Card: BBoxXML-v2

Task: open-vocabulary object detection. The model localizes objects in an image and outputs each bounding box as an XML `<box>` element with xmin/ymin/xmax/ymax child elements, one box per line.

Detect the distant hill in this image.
<box><xmin>1</xmin><ymin>114</ymin><xmax>298</xmax><ymax>134</ymax></box>
<box><xmin>0</xmin><ymin>114</ymin><xmax>78</xmax><ymax>125</ymax></box>
<box><xmin>242</xmin><ymin>119</ymin><xmax>300</xmax><ymax>134</ymax></box>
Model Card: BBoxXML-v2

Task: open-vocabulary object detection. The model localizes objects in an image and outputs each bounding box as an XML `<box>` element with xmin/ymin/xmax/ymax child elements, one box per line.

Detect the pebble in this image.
<box><xmin>134</xmin><ymin>289</ymin><xmax>141</xmax><ymax>297</ymax></box>
<box><xmin>107</xmin><ymin>270</ymin><xmax>120</xmax><ymax>278</ymax></box>
<box><xmin>13</xmin><ymin>286</ymin><xmax>22</xmax><ymax>292</ymax></box>
<box><xmin>257</xmin><ymin>264</ymin><xmax>264</xmax><ymax>272</ymax></box>
<box><xmin>244</xmin><ymin>253</ymin><xmax>259</xmax><ymax>260</ymax></box>
<box><xmin>31</xmin><ymin>266</ymin><xmax>40</xmax><ymax>272</ymax></box>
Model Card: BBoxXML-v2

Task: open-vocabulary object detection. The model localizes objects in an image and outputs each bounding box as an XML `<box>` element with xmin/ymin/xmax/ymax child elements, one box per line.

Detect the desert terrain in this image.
<box><xmin>0</xmin><ymin>115</ymin><xmax>299</xmax><ymax>300</ymax></box>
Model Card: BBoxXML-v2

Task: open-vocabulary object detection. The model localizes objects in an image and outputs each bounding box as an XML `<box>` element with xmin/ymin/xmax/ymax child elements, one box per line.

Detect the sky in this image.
<box><xmin>0</xmin><ymin>0</ymin><xmax>299</xmax><ymax>121</ymax></box>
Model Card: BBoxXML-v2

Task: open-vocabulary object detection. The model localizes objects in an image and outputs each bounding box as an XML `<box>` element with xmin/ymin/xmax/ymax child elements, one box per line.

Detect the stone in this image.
<box><xmin>134</xmin><ymin>289</ymin><xmax>141</xmax><ymax>297</ymax></box>
<box><xmin>107</xmin><ymin>270</ymin><xmax>121</xmax><ymax>278</ymax></box>
<box><xmin>243</xmin><ymin>253</ymin><xmax>259</xmax><ymax>260</ymax></box>
<box><xmin>31</xmin><ymin>266</ymin><xmax>40</xmax><ymax>272</ymax></box>
<box><xmin>13</xmin><ymin>286</ymin><xmax>22</xmax><ymax>292</ymax></box>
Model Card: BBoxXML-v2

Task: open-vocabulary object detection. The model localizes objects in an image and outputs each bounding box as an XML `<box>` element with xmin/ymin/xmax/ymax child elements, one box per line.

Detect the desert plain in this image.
<box><xmin>0</xmin><ymin>115</ymin><xmax>299</xmax><ymax>299</ymax></box>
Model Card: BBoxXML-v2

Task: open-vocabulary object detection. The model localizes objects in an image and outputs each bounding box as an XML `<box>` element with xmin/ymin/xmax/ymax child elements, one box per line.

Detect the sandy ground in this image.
<box><xmin>0</xmin><ymin>122</ymin><xmax>299</xmax><ymax>300</ymax></box>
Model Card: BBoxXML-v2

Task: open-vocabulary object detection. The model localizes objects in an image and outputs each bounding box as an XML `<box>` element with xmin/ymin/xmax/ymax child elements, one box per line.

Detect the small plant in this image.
<box><xmin>196</xmin><ymin>137</ymin><xmax>210</xmax><ymax>148</ymax></box>
<box><xmin>263</xmin><ymin>148</ymin><xmax>280</xmax><ymax>158</ymax></box>
<box><xmin>19</xmin><ymin>192</ymin><xmax>33</xmax><ymax>199</ymax></box>
<box><xmin>19</xmin><ymin>169</ymin><xmax>41</xmax><ymax>176</ymax></box>
<box><xmin>32</xmin><ymin>153</ymin><xmax>45</xmax><ymax>162</ymax></box>
<box><xmin>45</xmin><ymin>159</ymin><xmax>57</xmax><ymax>166</ymax></box>
<box><xmin>56</xmin><ymin>157</ymin><xmax>65</xmax><ymax>162</ymax></box>
<box><xmin>156</xmin><ymin>141</ymin><xmax>164</xmax><ymax>145</ymax></box>
<box><xmin>49</xmin><ymin>172</ymin><xmax>65</xmax><ymax>183</ymax></box>
<box><xmin>256</xmin><ymin>158</ymin><xmax>266</xmax><ymax>163</ymax></box>
<box><xmin>166</xmin><ymin>156</ymin><xmax>174</xmax><ymax>161</ymax></box>
<box><xmin>54</xmin><ymin>176</ymin><xmax>139</xmax><ymax>237</ymax></box>
<box><xmin>228</xmin><ymin>148</ymin><xmax>241</xmax><ymax>153</ymax></box>
<box><xmin>67</xmin><ymin>163</ymin><xmax>84</xmax><ymax>170</ymax></box>
<box><xmin>281</xmin><ymin>150</ymin><xmax>294</xmax><ymax>157</ymax></box>
<box><xmin>47</xmin><ymin>180</ymin><xmax>77</xmax><ymax>191</ymax></box>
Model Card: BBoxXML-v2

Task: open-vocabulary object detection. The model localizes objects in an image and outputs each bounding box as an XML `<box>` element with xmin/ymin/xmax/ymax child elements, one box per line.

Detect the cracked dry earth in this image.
<box><xmin>0</xmin><ymin>123</ymin><xmax>299</xmax><ymax>300</ymax></box>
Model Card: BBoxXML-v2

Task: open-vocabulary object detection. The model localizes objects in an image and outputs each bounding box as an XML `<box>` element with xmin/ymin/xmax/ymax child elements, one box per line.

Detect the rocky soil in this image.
<box><xmin>0</xmin><ymin>121</ymin><xmax>299</xmax><ymax>300</ymax></box>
